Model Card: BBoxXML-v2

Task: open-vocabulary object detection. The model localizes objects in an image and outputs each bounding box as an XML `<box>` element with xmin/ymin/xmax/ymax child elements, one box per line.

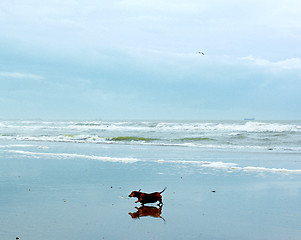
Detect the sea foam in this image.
<box><xmin>5</xmin><ymin>150</ymin><xmax>140</xmax><ymax>163</ymax></box>
<box><xmin>4</xmin><ymin>149</ymin><xmax>301</xmax><ymax>174</ymax></box>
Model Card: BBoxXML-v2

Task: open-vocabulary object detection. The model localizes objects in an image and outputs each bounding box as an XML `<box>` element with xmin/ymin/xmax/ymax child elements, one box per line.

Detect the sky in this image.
<box><xmin>0</xmin><ymin>0</ymin><xmax>301</xmax><ymax>120</ymax></box>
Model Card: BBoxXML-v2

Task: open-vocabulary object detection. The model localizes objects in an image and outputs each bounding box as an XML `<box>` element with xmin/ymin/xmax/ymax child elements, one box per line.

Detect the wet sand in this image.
<box><xmin>1</xmin><ymin>142</ymin><xmax>301</xmax><ymax>240</ymax></box>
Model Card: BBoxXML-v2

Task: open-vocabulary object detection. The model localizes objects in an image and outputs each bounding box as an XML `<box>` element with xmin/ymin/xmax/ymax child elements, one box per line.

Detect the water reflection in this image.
<box><xmin>129</xmin><ymin>205</ymin><xmax>166</xmax><ymax>222</ymax></box>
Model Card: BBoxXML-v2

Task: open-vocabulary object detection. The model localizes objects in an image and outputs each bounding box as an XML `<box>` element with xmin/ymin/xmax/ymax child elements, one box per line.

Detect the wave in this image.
<box><xmin>179</xmin><ymin>137</ymin><xmax>216</xmax><ymax>141</ymax></box>
<box><xmin>1</xmin><ymin>120</ymin><xmax>301</xmax><ymax>154</ymax></box>
<box><xmin>2</xmin><ymin>134</ymin><xmax>301</xmax><ymax>153</ymax></box>
<box><xmin>109</xmin><ymin>136</ymin><xmax>160</xmax><ymax>142</ymax></box>
<box><xmin>1</xmin><ymin>120</ymin><xmax>301</xmax><ymax>133</ymax></box>
<box><xmin>4</xmin><ymin>149</ymin><xmax>301</xmax><ymax>174</ymax></box>
<box><xmin>0</xmin><ymin>134</ymin><xmax>216</xmax><ymax>144</ymax></box>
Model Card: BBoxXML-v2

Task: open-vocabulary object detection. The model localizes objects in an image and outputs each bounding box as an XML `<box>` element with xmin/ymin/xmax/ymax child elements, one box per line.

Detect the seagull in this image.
<box><xmin>197</xmin><ymin>51</ymin><xmax>205</xmax><ymax>55</ymax></box>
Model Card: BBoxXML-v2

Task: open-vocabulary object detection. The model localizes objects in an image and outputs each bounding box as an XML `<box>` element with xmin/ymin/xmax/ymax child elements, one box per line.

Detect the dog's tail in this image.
<box><xmin>160</xmin><ymin>187</ymin><xmax>167</xmax><ymax>194</ymax></box>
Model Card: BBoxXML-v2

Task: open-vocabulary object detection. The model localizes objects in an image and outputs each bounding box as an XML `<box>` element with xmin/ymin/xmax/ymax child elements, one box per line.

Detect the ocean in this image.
<box><xmin>1</xmin><ymin>120</ymin><xmax>301</xmax><ymax>174</ymax></box>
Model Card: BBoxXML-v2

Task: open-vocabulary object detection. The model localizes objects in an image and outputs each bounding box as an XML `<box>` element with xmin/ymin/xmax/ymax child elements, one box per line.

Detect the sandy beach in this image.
<box><xmin>1</xmin><ymin>140</ymin><xmax>301</xmax><ymax>240</ymax></box>
<box><xmin>1</xmin><ymin>0</ymin><xmax>301</xmax><ymax>238</ymax></box>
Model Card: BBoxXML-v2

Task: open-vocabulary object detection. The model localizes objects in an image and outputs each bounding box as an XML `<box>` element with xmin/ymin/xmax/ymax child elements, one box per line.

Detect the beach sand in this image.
<box><xmin>1</xmin><ymin>141</ymin><xmax>301</xmax><ymax>240</ymax></box>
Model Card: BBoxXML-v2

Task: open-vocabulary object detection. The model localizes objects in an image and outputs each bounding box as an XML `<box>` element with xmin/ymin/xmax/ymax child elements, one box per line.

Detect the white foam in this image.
<box><xmin>240</xmin><ymin>166</ymin><xmax>301</xmax><ymax>174</ymax></box>
<box><xmin>4</xmin><ymin>150</ymin><xmax>301</xmax><ymax>174</ymax></box>
<box><xmin>1</xmin><ymin>120</ymin><xmax>300</xmax><ymax>133</ymax></box>
<box><xmin>156</xmin><ymin>159</ymin><xmax>301</xmax><ymax>174</ymax></box>
<box><xmin>5</xmin><ymin>150</ymin><xmax>140</xmax><ymax>163</ymax></box>
<box><xmin>37</xmin><ymin>146</ymin><xmax>49</xmax><ymax>149</ymax></box>
<box><xmin>0</xmin><ymin>144</ymin><xmax>38</xmax><ymax>148</ymax></box>
<box><xmin>0</xmin><ymin>135</ymin><xmax>108</xmax><ymax>144</ymax></box>
<box><xmin>153</xmin><ymin>121</ymin><xmax>301</xmax><ymax>133</ymax></box>
<box><xmin>156</xmin><ymin>159</ymin><xmax>238</xmax><ymax>169</ymax></box>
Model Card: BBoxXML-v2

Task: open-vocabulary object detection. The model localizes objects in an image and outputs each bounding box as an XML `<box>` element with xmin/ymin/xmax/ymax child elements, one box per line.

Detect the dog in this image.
<box><xmin>129</xmin><ymin>187</ymin><xmax>166</xmax><ymax>205</ymax></box>
<box><xmin>129</xmin><ymin>205</ymin><xmax>165</xmax><ymax>222</ymax></box>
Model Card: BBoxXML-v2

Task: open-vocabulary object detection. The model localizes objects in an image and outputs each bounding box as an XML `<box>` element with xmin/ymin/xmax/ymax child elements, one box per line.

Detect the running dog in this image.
<box><xmin>129</xmin><ymin>188</ymin><xmax>166</xmax><ymax>205</ymax></box>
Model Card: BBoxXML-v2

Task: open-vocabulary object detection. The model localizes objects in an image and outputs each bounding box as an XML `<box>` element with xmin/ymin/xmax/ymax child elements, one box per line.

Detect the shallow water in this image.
<box><xmin>1</xmin><ymin>143</ymin><xmax>301</xmax><ymax>240</ymax></box>
<box><xmin>1</xmin><ymin>130</ymin><xmax>301</xmax><ymax>239</ymax></box>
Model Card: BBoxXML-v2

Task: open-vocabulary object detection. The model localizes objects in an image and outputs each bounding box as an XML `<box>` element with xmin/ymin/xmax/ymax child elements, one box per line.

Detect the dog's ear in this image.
<box><xmin>138</xmin><ymin>189</ymin><xmax>141</xmax><ymax>192</ymax></box>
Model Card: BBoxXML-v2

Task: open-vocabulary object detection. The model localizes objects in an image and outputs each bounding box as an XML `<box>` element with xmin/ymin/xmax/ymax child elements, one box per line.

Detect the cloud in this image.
<box><xmin>0</xmin><ymin>0</ymin><xmax>301</xmax><ymax>120</ymax></box>
<box><xmin>241</xmin><ymin>56</ymin><xmax>301</xmax><ymax>70</ymax></box>
<box><xmin>0</xmin><ymin>71</ymin><xmax>44</xmax><ymax>80</ymax></box>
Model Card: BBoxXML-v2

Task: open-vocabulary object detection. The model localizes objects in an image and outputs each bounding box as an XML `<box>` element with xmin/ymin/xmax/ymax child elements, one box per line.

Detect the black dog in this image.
<box><xmin>129</xmin><ymin>188</ymin><xmax>166</xmax><ymax>205</ymax></box>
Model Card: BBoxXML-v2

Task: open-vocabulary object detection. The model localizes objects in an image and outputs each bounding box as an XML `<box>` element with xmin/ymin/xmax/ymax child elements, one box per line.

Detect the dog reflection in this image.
<box><xmin>129</xmin><ymin>205</ymin><xmax>165</xmax><ymax>222</ymax></box>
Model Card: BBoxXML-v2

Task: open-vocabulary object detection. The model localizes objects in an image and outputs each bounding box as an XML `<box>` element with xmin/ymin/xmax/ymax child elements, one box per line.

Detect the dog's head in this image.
<box><xmin>129</xmin><ymin>189</ymin><xmax>141</xmax><ymax>198</ymax></box>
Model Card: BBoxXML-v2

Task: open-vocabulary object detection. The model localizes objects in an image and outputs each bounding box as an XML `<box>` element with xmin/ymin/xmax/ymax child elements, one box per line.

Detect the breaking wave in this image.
<box><xmin>1</xmin><ymin>120</ymin><xmax>301</xmax><ymax>153</ymax></box>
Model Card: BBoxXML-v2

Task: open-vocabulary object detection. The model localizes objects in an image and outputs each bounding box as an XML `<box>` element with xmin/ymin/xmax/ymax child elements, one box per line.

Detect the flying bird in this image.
<box><xmin>197</xmin><ymin>51</ymin><xmax>205</xmax><ymax>55</ymax></box>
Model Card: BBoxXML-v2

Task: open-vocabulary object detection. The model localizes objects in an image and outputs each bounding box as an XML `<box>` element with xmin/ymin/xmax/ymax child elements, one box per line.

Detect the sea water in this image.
<box><xmin>1</xmin><ymin>120</ymin><xmax>301</xmax><ymax>240</ymax></box>
<box><xmin>1</xmin><ymin>120</ymin><xmax>301</xmax><ymax>151</ymax></box>
<box><xmin>0</xmin><ymin>120</ymin><xmax>301</xmax><ymax>175</ymax></box>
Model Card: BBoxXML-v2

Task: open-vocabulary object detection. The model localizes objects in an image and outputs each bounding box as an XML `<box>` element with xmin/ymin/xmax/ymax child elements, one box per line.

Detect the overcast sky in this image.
<box><xmin>1</xmin><ymin>0</ymin><xmax>301</xmax><ymax>120</ymax></box>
